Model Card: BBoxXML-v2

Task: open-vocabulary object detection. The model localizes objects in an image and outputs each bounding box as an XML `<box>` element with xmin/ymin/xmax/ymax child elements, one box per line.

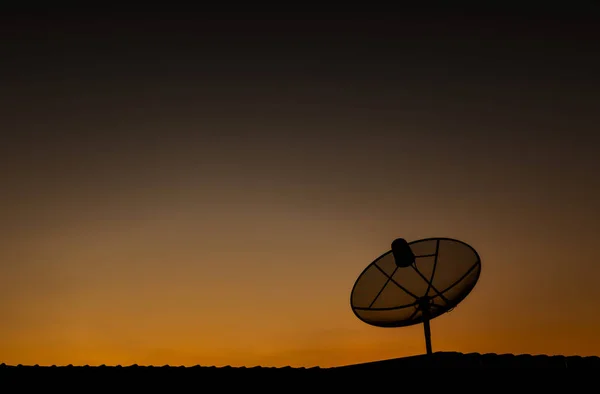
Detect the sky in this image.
<box><xmin>1</xmin><ymin>10</ymin><xmax>600</xmax><ymax>367</ymax></box>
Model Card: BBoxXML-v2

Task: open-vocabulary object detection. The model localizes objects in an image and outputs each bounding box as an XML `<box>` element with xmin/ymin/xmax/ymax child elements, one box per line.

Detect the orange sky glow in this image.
<box><xmin>1</xmin><ymin>13</ymin><xmax>599</xmax><ymax>367</ymax></box>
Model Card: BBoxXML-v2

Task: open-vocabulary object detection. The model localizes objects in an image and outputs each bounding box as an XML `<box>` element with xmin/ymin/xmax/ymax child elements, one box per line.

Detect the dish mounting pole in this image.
<box><xmin>419</xmin><ymin>297</ymin><xmax>433</xmax><ymax>356</ymax></box>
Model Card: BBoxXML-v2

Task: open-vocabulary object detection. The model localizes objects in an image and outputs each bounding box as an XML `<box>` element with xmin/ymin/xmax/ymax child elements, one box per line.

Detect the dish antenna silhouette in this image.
<box><xmin>350</xmin><ymin>237</ymin><xmax>481</xmax><ymax>355</ymax></box>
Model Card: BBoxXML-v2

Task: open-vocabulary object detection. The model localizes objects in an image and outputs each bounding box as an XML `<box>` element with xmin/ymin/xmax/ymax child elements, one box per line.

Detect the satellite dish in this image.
<box><xmin>350</xmin><ymin>237</ymin><xmax>482</xmax><ymax>355</ymax></box>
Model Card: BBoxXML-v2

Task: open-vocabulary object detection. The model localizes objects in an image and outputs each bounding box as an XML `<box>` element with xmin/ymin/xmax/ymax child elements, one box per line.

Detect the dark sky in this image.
<box><xmin>1</xmin><ymin>10</ymin><xmax>600</xmax><ymax>367</ymax></box>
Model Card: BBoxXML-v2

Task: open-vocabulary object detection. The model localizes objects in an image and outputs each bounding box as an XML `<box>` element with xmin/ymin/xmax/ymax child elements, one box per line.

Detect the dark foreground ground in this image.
<box><xmin>2</xmin><ymin>352</ymin><xmax>599</xmax><ymax>388</ymax></box>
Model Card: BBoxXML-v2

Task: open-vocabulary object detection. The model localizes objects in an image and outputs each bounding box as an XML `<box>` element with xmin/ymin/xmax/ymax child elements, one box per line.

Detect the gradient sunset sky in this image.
<box><xmin>1</xmin><ymin>10</ymin><xmax>599</xmax><ymax>367</ymax></box>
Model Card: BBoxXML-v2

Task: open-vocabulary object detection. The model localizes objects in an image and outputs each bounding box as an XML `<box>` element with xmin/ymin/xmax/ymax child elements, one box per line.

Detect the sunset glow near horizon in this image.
<box><xmin>1</xmin><ymin>13</ymin><xmax>599</xmax><ymax>367</ymax></box>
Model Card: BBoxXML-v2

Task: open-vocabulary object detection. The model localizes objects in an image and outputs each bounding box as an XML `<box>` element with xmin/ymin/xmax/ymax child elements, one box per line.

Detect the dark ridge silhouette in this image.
<box><xmin>3</xmin><ymin>352</ymin><xmax>600</xmax><ymax>372</ymax></box>
<box><xmin>2</xmin><ymin>353</ymin><xmax>599</xmax><ymax>389</ymax></box>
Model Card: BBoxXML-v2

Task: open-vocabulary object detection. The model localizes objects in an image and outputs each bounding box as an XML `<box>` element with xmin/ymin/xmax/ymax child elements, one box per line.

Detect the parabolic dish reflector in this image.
<box><xmin>351</xmin><ymin>237</ymin><xmax>481</xmax><ymax>328</ymax></box>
